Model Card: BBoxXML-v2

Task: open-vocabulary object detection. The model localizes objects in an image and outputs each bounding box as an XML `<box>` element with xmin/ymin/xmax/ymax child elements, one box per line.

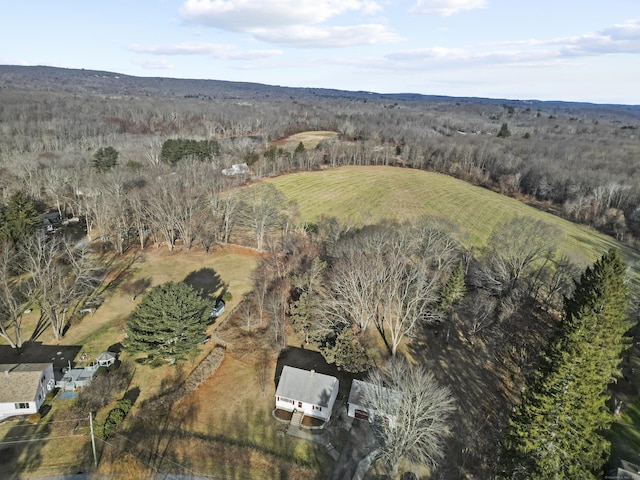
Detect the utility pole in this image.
<box><xmin>89</xmin><ymin>412</ymin><xmax>97</xmax><ymax>467</ymax></box>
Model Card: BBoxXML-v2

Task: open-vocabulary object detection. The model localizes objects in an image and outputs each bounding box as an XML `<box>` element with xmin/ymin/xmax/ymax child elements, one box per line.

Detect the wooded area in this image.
<box><xmin>1</xmin><ymin>66</ymin><xmax>639</xmax><ymax>248</ymax></box>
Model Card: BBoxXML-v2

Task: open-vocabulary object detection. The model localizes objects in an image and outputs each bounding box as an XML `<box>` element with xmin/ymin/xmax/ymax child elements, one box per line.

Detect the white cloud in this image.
<box><xmin>254</xmin><ymin>24</ymin><xmax>401</xmax><ymax>47</ymax></box>
<box><xmin>378</xmin><ymin>19</ymin><xmax>640</xmax><ymax>71</ymax></box>
<box><xmin>409</xmin><ymin>0</ymin><xmax>487</xmax><ymax>16</ymax></box>
<box><xmin>560</xmin><ymin>19</ymin><xmax>640</xmax><ymax>55</ymax></box>
<box><xmin>488</xmin><ymin>19</ymin><xmax>640</xmax><ymax>56</ymax></box>
<box><xmin>382</xmin><ymin>47</ymin><xmax>562</xmax><ymax>70</ymax></box>
<box><xmin>180</xmin><ymin>0</ymin><xmax>382</xmax><ymax>30</ymax></box>
<box><xmin>129</xmin><ymin>42</ymin><xmax>282</xmax><ymax>60</ymax></box>
<box><xmin>177</xmin><ymin>0</ymin><xmax>396</xmax><ymax>48</ymax></box>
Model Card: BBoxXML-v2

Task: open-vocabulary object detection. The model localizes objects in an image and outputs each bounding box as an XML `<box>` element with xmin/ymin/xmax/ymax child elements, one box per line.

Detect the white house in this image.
<box><xmin>275</xmin><ymin>366</ymin><xmax>339</xmax><ymax>423</ymax></box>
<box><xmin>347</xmin><ymin>379</ymin><xmax>402</xmax><ymax>428</ymax></box>
<box><xmin>0</xmin><ymin>363</ymin><xmax>55</xmax><ymax>420</ymax></box>
<box><xmin>221</xmin><ymin>163</ymin><xmax>249</xmax><ymax>176</ymax></box>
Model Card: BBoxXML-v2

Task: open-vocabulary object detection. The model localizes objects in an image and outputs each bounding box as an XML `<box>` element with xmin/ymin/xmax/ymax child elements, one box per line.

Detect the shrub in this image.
<box><xmin>102</xmin><ymin>398</ymin><xmax>132</xmax><ymax>439</ymax></box>
<box><xmin>27</xmin><ymin>413</ymin><xmax>41</xmax><ymax>424</ymax></box>
<box><xmin>221</xmin><ymin>291</ymin><xmax>233</xmax><ymax>302</ymax></box>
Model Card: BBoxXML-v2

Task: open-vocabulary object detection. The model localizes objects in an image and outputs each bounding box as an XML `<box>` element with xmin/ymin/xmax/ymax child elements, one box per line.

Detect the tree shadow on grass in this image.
<box><xmin>406</xmin><ymin>299</ymin><xmax>558</xmax><ymax>479</ymax></box>
<box><xmin>183</xmin><ymin>268</ymin><xmax>227</xmax><ymax>300</ymax></box>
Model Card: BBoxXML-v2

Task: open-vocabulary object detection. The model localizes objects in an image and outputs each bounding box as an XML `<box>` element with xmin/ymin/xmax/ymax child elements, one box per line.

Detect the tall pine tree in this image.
<box><xmin>0</xmin><ymin>191</ymin><xmax>40</xmax><ymax>247</ymax></box>
<box><xmin>502</xmin><ymin>248</ymin><xmax>630</xmax><ymax>480</ymax></box>
<box><xmin>126</xmin><ymin>282</ymin><xmax>209</xmax><ymax>360</ymax></box>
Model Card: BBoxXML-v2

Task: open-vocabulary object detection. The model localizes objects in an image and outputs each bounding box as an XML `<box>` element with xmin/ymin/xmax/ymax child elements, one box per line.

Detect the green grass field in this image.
<box><xmin>268</xmin><ymin>166</ymin><xmax>640</xmax><ymax>275</ymax></box>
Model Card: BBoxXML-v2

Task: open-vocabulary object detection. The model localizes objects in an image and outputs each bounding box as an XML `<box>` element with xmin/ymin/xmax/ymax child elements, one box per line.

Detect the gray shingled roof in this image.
<box><xmin>0</xmin><ymin>363</ymin><xmax>50</xmax><ymax>403</ymax></box>
<box><xmin>276</xmin><ymin>366</ymin><xmax>338</xmax><ymax>408</ymax></box>
<box><xmin>348</xmin><ymin>379</ymin><xmax>403</xmax><ymax>412</ymax></box>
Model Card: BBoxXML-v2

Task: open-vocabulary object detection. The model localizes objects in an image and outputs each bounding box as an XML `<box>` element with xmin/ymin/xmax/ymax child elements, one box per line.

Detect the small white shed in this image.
<box><xmin>275</xmin><ymin>366</ymin><xmax>339</xmax><ymax>423</ymax></box>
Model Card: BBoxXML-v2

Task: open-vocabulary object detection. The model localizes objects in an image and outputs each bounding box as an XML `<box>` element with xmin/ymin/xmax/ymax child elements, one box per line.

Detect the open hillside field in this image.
<box><xmin>268</xmin><ymin>166</ymin><xmax>640</xmax><ymax>274</ymax></box>
<box><xmin>273</xmin><ymin>130</ymin><xmax>338</xmax><ymax>151</ymax></box>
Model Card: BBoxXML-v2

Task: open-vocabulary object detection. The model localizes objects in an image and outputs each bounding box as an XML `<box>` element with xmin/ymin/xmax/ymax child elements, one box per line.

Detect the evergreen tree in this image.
<box><xmin>439</xmin><ymin>260</ymin><xmax>466</xmax><ymax>311</ymax></box>
<box><xmin>92</xmin><ymin>146</ymin><xmax>119</xmax><ymax>172</ymax></box>
<box><xmin>321</xmin><ymin>326</ymin><xmax>370</xmax><ymax>373</ymax></box>
<box><xmin>0</xmin><ymin>191</ymin><xmax>40</xmax><ymax>247</ymax></box>
<box><xmin>126</xmin><ymin>282</ymin><xmax>209</xmax><ymax>360</ymax></box>
<box><xmin>497</xmin><ymin>123</ymin><xmax>511</xmax><ymax>138</ymax></box>
<box><xmin>294</xmin><ymin>141</ymin><xmax>306</xmax><ymax>157</ymax></box>
<box><xmin>502</xmin><ymin>248</ymin><xmax>630</xmax><ymax>479</ymax></box>
<box><xmin>160</xmin><ymin>138</ymin><xmax>220</xmax><ymax>164</ymax></box>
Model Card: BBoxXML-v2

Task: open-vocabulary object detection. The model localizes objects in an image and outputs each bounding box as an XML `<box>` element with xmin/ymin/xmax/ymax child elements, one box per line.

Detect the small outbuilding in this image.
<box><xmin>96</xmin><ymin>351</ymin><xmax>117</xmax><ymax>367</ymax></box>
<box><xmin>347</xmin><ymin>379</ymin><xmax>402</xmax><ymax>428</ymax></box>
<box><xmin>0</xmin><ymin>363</ymin><xmax>55</xmax><ymax>420</ymax></box>
<box><xmin>275</xmin><ymin>366</ymin><xmax>339</xmax><ymax>424</ymax></box>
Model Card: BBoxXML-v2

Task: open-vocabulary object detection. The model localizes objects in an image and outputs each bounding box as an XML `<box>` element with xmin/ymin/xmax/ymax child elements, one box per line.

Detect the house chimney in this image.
<box><xmin>310</xmin><ymin>369</ymin><xmax>315</xmax><ymax>375</ymax></box>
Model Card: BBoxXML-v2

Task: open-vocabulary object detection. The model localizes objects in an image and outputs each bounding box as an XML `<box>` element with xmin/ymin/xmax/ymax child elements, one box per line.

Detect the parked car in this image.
<box><xmin>210</xmin><ymin>299</ymin><xmax>225</xmax><ymax>318</ymax></box>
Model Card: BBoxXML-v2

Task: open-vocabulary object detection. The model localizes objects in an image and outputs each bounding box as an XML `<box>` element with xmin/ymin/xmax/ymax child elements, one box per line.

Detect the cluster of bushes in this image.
<box><xmin>99</xmin><ymin>398</ymin><xmax>132</xmax><ymax>439</ymax></box>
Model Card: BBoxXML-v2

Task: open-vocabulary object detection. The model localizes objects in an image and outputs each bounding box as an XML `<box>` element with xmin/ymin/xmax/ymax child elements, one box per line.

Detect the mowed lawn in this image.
<box><xmin>273</xmin><ymin>130</ymin><xmax>338</xmax><ymax>151</ymax></box>
<box><xmin>268</xmin><ymin>166</ymin><xmax>640</xmax><ymax>274</ymax></box>
<box><xmin>0</xmin><ymin>246</ymin><xmax>260</xmax><ymax>478</ymax></box>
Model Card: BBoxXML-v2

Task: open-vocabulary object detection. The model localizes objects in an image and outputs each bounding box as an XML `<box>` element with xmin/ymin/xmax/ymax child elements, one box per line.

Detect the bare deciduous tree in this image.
<box><xmin>321</xmin><ymin>223</ymin><xmax>446</xmax><ymax>356</ymax></box>
<box><xmin>379</xmin><ymin>248</ymin><xmax>441</xmax><ymax>356</ymax></box>
<box><xmin>238</xmin><ymin>183</ymin><xmax>287</xmax><ymax>251</ymax></box>
<box><xmin>0</xmin><ymin>242</ymin><xmax>27</xmax><ymax>349</ymax></box>
<box><xmin>265</xmin><ymin>284</ymin><xmax>287</xmax><ymax>348</ymax></box>
<box><xmin>470</xmin><ymin>217</ymin><xmax>559</xmax><ymax>304</ymax></box>
<box><xmin>364</xmin><ymin>358</ymin><xmax>456</xmax><ymax>477</ymax></box>
<box><xmin>21</xmin><ymin>232</ymin><xmax>102</xmax><ymax>339</ymax></box>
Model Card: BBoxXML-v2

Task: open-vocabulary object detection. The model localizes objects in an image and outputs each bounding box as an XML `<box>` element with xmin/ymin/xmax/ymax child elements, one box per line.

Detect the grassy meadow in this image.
<box><xmin>268</xmin><ymin>166</ymin><xmax>640</xmax><ymax>275</ymax></box>
<box><xmin>274</xmin><ymin>130</ymin><xmax>338</xmax><ymax>151</ymax></box>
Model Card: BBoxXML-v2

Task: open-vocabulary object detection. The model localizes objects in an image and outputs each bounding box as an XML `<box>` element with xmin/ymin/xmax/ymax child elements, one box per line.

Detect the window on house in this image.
<box><xmin>15</xmin><ymin>402</ymin><xmax>29</xmax><ymax>409</ymax></box>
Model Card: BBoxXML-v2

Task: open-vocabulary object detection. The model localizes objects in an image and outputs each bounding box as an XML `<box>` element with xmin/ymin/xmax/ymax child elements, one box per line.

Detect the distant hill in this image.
<box><xmin>1</xmin><ymin>65</ymin><xmax>638</xmax><ymax>117</ymax></box>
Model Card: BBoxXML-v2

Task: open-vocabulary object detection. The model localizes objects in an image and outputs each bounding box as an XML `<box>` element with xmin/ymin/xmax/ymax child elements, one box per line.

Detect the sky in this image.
<box><xmin>2</xmin><ymin>0</ymin><xmax>639</xmax><ymax>104</ymax></box>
